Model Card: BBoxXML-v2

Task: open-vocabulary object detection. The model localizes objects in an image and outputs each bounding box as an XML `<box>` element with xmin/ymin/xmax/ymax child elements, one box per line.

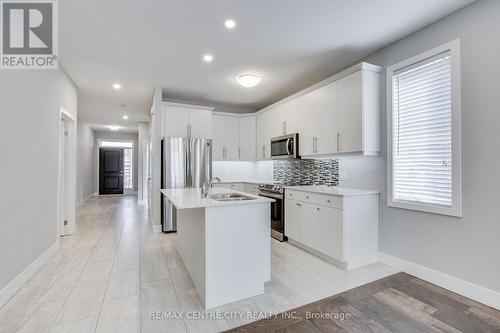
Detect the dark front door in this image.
<box><xmin>99</xmin><ymin>148</ymin><xmax>124</xmax><ymax>195</ymax></box>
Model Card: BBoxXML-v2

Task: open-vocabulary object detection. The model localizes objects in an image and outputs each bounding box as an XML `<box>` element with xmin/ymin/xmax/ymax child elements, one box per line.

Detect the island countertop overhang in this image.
<box><xmin>161</xmin><ymin>187</ymin><xmax>274</xmax><ymax>210</ymax></box>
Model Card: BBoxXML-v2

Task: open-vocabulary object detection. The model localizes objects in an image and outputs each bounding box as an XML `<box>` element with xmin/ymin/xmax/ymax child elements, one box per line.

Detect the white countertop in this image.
<box><xmin>284</xmin><ymin>185</ymin><xmax>379</xmax><ymax>197</ymax></box>
<box><xmin>161</xmin><ymin>187</ymin><xmax>274</xmax><ymax>209</ymax></box>
<box><xmin>217</xmin><ymin>179</ymin><xmax>276</xmax><ymax>185</ymax></box>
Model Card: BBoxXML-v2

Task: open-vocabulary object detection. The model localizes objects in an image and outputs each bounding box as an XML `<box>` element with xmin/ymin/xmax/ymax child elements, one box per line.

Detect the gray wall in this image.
<box><xmin>340</xmin><ymin>0</ymin><xmax>500</xmax><ymax>292</ymax></box>
<box><xmin>76</xmin><ymin>122</ymin><xmax>96</xmax><ymax>204</ymax></box>
<box><xmin>94</xmin><ymin>131</ymin><xmax>139</xmax><ymax>191</ymax></box>
<box><xmin>0</xmin><ymin>69</ymin><xmax>77</xmax><ymax>291</ymax></box>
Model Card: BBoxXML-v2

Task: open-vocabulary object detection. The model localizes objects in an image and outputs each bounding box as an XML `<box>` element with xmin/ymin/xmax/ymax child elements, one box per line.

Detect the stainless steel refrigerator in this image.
<box><xmin>161</xmin><ymin>137</ymin><xmax>212</xmax><ymax>232</ymax></box>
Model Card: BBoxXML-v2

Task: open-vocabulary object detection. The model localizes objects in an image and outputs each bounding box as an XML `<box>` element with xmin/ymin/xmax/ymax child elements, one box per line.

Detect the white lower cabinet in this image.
<box><xmin>315</xmin><ymin>205</ymin><xmax>343</xmax><ymax>260</ymax></box>
<box><xmin>284</xmin><ymin>200</ymin><xmax>301</xmax><ymax>240</ymax></box>
<box><xmin>285</xmin><ymin>189</ymin><xmax>378</xmax><ymax>269</ymax></box>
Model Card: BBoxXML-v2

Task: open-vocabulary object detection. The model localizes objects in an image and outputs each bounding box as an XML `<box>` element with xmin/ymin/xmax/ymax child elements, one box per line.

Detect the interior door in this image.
<box><xmin>99</xmin><ymin>148</ymin><xmax>124</xmax><ymax>194</ymax></box>
<box><xmin>59</xmin><ymin>118</ymin><xmax>69</xmax><ymax>235</ymax></box>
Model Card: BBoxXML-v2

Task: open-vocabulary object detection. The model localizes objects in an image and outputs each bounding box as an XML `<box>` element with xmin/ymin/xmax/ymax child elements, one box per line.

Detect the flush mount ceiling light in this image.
<box><xmin>122</xmin><ymin>115</ymin><xmax>129</xmax><ymax>120</ymax></box>
<box><xmin>112</xmin><ymin>83</ymin><xmax>121</xmax><ymax>90</ymax></box>
<box><xmin>224</xmin><ymin>19</ymin><xmax>236</xmax><ymax>29</ymax></box>
<box><xmin>203</xmin><ymin>54</ymin><xmax>213</xmax><ymax>63</ymax></box>
<box><xmin>236</xmin><ymin>74</ymin><xmax>261</xmax><ymax>88</ymax></box>
<box><xmin>108</xmin><ymin>125</ymin><xmax>120</xmax><ymax>131</ymax></box>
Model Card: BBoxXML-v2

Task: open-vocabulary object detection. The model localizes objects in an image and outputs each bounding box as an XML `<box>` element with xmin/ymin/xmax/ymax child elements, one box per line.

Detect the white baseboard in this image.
<box><xmin>0</xmin><ymin>242</ymin><xmax>59</xmax><ymax>308</ymax></box>
<box><xmin>137</xmin><ymin>199</ymin><xmax>144</xmax><ymax>206</ymax></box>
<box><xmin>152</xmin><ymin>224</ymin><xmax>162</xmax><ymax>233</ymax></box>
<box><xmin>378</xmin><ymin>252</ymin><xmax>500</xmax><ymax>310</ymax></box>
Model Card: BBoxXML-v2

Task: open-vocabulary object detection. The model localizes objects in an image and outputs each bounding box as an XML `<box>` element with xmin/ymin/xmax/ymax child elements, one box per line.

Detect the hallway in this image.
<box><xmin>0</xmin><ymin>195</ymin><xmax>397</xmax><ymax>333</ymax></box>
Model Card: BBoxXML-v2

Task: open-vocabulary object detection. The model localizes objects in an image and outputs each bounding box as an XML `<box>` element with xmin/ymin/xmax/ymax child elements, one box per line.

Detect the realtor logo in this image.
<box><xmin>1</xmin><ymin>0</ymin><xmax>58</xmax><ymax>69</ymax></box>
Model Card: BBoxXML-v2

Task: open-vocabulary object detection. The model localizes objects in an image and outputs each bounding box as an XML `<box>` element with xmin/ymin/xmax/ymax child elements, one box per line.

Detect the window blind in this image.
<box><xmin>392</xmin><ymin>51</ymin><xmax>452</xmax><ymax>207</ymax></box>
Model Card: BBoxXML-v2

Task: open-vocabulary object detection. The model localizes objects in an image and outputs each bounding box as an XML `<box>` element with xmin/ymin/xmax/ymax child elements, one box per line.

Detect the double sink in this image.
<box><xmin>208</xmin><ymin>193</ymin><xmax>256</xmax><ymax>202</ymax></box>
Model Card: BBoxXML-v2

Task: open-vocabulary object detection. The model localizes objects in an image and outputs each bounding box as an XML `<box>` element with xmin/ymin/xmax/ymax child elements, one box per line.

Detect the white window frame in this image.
<box><xmin>386</xmin><ymin>39</ymin><xmax>462</xmax><ymax>217</ymax></box>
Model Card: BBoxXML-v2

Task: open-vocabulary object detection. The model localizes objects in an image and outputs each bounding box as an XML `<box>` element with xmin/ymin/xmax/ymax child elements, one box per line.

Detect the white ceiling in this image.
<box><xmin>61</xmin><ymin>0</ymin><xmax>475</xmax><ymax>132</ymax></box>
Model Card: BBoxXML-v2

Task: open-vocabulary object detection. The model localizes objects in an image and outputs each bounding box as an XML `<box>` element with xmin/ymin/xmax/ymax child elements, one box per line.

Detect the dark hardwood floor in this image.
<box><xmin>225</xmin><ymin>272</ymin><xmax>500</xmax><ymax>333</ymax></box>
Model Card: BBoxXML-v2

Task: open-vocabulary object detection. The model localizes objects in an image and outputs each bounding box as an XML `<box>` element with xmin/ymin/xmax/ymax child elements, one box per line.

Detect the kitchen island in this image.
<box><xmin>160</xmin><ymin>187</ymin><xmax>274</xmax><ymax>309</ymax></box>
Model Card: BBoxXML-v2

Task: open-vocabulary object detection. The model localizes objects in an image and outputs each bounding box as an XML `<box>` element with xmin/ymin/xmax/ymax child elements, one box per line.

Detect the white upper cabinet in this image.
<box><xmin>269</xmin><ymin>103</ymin><xmax>288</xmax><ymax>137</ymax></box>
<box><xmin>337</xmin><ymin>68</ymin><xmax>380</xmax><ymax>155</ymax></box>
<box><xmin>211</xmin><ymin>114</ymin><xmax>226</xmax><ymax>160</ymax></box>
<box><xmin>282</xmin><ymin>98</ymin><xmax>301</xmax><ymax>135</ymax></box>
<box><xmin>337</xmin><ymin>71</ymin><xmax>363</xmax><ymax>153</ymax></box>
<box><xmin>256</xmin><ymin>111</ymin><xmax>272</xmax><ymax>160</ymax></box>
<box><xmin>163</xmin><ymin>106</ymin><xmax>190</xmax><ymax>137</ymax></box>
<box><xmin>162</xmin><ymin>103</ymin><xmax>213</xmax><ymax>139</ymax></box>
<box><xmin>314</xmin><ymin>82</ymin><xmax>339</xmax><ymax>155</ymax></box>
<box><xmin>211</xmin><ymin>114</ymin><xmax>239</xmax><ymax>161</ymax></box>
<box><xmin>239</xmin><ymin>115</ymin><xmax>256</xmax><ymax>161</ymax></box>
<box><xmin>256</xmin><ymin>62</ymin><xmax>381</xmax><ymax>157</ymax></box>
<box><xmin>188</xmin><ymin>108</ymin><xmax>213</xmax><ymax>139</ymax></box>
<box><xmin>224</xmin><ymin>116</ymin><xmax>239</xmax><ymax>160</ymax></box>
<box><xmin>297</xmin><ymin>81</ymin><xmax>338</xmax><ymax>156</ymax></box>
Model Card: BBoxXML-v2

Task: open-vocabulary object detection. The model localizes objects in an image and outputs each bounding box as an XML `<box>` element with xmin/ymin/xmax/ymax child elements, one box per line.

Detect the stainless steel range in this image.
<box><xmin>258</xmin><ymin>183</ymin><xmax>286</xmax><ymax>241</ymax></box>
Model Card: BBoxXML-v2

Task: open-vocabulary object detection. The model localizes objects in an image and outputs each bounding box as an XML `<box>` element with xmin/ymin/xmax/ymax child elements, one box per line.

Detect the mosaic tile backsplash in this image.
<box><xmin>273</xmin><ymin>159</ymin><xmax>339</xmax><ymax>186</ymax></box>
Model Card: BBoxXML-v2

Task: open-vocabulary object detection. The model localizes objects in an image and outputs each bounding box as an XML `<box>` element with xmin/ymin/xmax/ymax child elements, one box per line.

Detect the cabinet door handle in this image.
<box><xmin>316</xmin><ymin>137</ymin><xmax>319</xmax><ymax>154</ymax></box>
<box><xmin>306</xmin><ymin>196</ymin><xmax>310</xmax><ymax>199</ymax></box>
<box><xmin>316</xmin><ymin>207</ymin><xmax>320</xmax><ymax>211</ymax></box>
<box><xmin>327</xmin><ymin>199</ymin><xmax>331</xmax><ymax>203</ymax></box>
<box><xmin>238</xmin><ymin>147</ymin><xmax>241</xmax><ymax>160</ymax></box>
<box><xmin>337</xmin><ymin>133</ymin><xmax>340</xmax><ymax>152</ymax></box>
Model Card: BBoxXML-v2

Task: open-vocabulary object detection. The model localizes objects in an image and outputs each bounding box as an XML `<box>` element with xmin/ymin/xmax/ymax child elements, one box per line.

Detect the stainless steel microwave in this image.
<box><xmin>271</xmin><ymin>133</ymin><xmax>299</xmax><ymax>159</ymax></box>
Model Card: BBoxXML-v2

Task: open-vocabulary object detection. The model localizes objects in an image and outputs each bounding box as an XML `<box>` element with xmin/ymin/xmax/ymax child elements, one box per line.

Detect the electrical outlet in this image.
<box><xmin>339</xmin><ymin>170</ymin><xmax>348</xmax><ymax>181</ymax></box>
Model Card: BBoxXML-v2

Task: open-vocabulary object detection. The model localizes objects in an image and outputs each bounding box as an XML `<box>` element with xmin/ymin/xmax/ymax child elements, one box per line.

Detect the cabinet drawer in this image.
<box><xmin>286</xmin><ymin>189</ymin><xmax>342</xmax><ymax>209</ymax></box>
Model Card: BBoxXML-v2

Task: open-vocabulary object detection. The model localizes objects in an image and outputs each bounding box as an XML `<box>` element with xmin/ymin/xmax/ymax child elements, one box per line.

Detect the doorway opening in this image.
<box><xmin>58</xmin><ymin>108</ymin><xmax>76</xmax><ymax>236</ymax></box>
<box><xmin>97</xmin><ymin>140</ymin><xmax>134</xmax><ymax>195</ymax></box>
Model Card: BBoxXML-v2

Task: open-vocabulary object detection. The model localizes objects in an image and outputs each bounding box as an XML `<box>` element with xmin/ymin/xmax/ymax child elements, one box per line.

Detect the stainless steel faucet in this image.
<box><xmin>201</xmin><ymin>177</ymin><xmax>221</xmax><ymax>198</ymax></box>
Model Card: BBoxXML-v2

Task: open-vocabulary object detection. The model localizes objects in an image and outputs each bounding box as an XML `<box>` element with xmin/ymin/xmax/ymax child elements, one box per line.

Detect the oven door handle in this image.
<box><xmin>258</xmin><ymin>191</ymin><xmax>283</xmax><ymax>200</ymax></box>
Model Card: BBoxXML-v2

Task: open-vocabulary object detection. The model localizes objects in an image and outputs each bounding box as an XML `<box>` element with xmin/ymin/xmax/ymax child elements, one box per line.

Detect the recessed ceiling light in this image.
<box><xmin>112</xmin><ymin>83</ymin><xmax>121</xmax><ymax>90</ymax></box>
<box><xmin>224</xmin><ymin>19</ymin><xmax>236</xmax><ymax>29</ymax></box>
<box><xmin>122</xmin><ymin>115</ymin><xmax>129</xmax><ymax>120</ymax></box>
<box><xmin>203</xmin><ymin>54</ymin><xmax>213</xmax><ymax>63</ymax></box>
<box><xmin>108</xmin><ymin>125</ymin><xmax>120</xmax><ymax>131</ymax></box>
<box><xmin>236</xmin><ymin>74</ymin><xmax>261</xmax><ymax>88</ymax></box>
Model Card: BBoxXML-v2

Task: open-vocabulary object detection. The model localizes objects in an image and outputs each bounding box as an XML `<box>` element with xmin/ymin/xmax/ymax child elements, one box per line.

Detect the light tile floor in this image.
<box><xmin>0</xmin><ymin>195</ymin><xmax>398</xmax><ymax>333</ymax></box>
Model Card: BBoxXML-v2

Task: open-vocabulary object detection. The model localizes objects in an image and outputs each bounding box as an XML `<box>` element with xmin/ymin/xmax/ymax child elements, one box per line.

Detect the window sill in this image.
<box><xmin>387</xmin><ymin>199</ymin><xmax>462</xmax><ymax>218</ymax></box>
